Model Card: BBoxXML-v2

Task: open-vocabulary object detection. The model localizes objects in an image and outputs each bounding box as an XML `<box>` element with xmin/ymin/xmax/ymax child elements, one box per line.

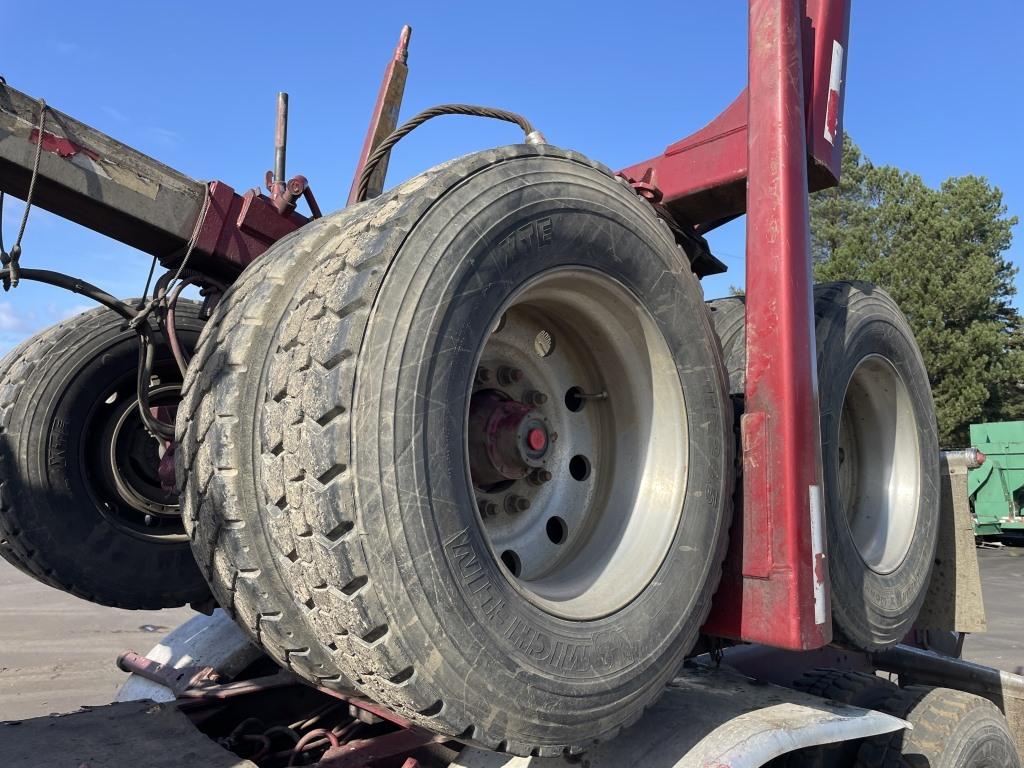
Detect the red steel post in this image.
<box><xmin>743</xmin><ymin>0</ymin><xmax>829</xmax><ymax>649</ymax></box>
<box><xmin>704</xmin><ymin>0</ymin><xmax>830</xmax><ymax>649</ymax></box>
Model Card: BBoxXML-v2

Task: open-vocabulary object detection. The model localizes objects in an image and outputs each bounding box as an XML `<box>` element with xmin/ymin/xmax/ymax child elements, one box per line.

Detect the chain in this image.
<box><xmin>1</xmin><ymin>98</ymin><xmax>47</xmax><ymax>290</ymax></box>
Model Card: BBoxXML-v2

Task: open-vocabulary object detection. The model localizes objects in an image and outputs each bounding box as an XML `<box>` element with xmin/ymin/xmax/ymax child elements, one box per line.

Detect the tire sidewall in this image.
<box><xmin>354</xmin><ymin>157</ymin><xmax>731</xmax><ymax>729</ymax></box>
<box><xmin>945</xmin><ymin>718</ymin><xmax>1020</xmax><ymax>768</ymax></box>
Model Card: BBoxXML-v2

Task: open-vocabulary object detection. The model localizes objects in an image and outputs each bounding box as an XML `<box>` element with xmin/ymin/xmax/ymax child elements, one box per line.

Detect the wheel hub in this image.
<box><xmin>468</xmin><ymin>390</ymin><xmax>552</xmax><ymax>488</ymax></box>
<box><xmin>89</xmin><ymin>380</ymin><xmax>187</xmax><ymax>542</ymax></box>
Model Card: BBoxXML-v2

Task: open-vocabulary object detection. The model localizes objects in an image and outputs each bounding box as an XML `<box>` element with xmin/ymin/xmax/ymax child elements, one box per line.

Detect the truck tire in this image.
<box><xmin>787</xmin><ymin>669</ymin><xmax>899</xmax><ymax>767</ymax></box>
<box><xmin>706</xmin><ymin>296</ymin><xmax>746</xmax><ymax>395</ymax></box>
<box><xmin>856</xmin><ymin>686</ymin><xmax>1020</xmax><ymax>767</ymax></box>
<box><xmin>0</xmin><ymin>301</ymin><xmax>211</xmax><ymax>609</ymax></box>
<box><xmin>707</xmin><ymin>282</ymin><xmax>940</xmax><ymax>650</ymax></box>
<box><xmin>179</xmin><ymin>145</ymin><xmax>735</xmax><ymax>756</ymax></box>
<box><xmin>0</xmin><ymin>333</ymin><xmax>50</xmax><ymax>582</ymax></box>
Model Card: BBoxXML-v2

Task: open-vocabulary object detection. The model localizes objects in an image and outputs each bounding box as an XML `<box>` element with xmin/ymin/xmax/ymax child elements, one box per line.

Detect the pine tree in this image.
<box><xmin>810</xmin><ymin>137</ymin><xmax>1022</xmax><ymax>446</ymax></box>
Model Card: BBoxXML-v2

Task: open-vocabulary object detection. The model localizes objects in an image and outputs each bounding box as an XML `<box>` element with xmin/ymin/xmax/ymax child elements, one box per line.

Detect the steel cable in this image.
<box><xmin>353</xmin><ymin>103</ymin><xmax>539</xmax><ymax>203</ymax></box>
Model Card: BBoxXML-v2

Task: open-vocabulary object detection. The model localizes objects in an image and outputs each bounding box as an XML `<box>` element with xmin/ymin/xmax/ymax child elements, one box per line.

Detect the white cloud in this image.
<box><xmin>0</xmin><ymin>303</ymin><xmax>26</xmax><ymax>332</ymax></box>
<box><xmin>148</xmin><ymin>127</ymin><xmax>180</xmax><ymax>147</ymax></box>
<box><xmin>102</xmin><ymin>105</ymin><xmax>129</xmax><ymax>123</ymax></box>
<box><xmin>59</xmin><ymin>303</ymin><xmax>94</xmax><ymax>320</ymax></box>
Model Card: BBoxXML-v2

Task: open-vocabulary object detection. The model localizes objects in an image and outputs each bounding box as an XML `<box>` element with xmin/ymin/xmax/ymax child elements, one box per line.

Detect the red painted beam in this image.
<box><xmin>618</xmin><ymin>2</ymin><xmax>849</xmax><ymax>230</ymax></box>
<box><xmin>702</xmin><ymin>0</ymin><xmax>830</xmax><ymax>650</ymax></box>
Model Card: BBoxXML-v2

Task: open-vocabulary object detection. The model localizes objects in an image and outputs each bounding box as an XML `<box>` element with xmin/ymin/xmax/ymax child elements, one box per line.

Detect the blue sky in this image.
<box><xmin>1</xmin><ymin>1</ymin><xmax>1021</xmax><ymax>354</ymax></box>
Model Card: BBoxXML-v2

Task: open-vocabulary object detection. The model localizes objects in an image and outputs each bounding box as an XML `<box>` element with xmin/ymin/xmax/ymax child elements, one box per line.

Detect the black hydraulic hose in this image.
<box><xmin>136</xmin><ymin>328</ymin><xmax>176</xmax><ymax>440</ymax></box>
<box><xmin>0</xmin><ymin>267</ymin><xmax>136</xmax><ymax>321</ymax></box>
<box><xmin>0</xmin><ymin>266</ymin><xmax>177</xmax><ymax>439</ymax></box>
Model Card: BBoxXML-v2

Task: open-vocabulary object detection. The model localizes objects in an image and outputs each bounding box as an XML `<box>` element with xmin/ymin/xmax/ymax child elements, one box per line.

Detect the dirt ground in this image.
<box><xmin>0</xmin><ymin>546</ymin><xmax>1022</xmax><ymax>722</ymax></box>
<box><xmin>0</xmin><ymin>560</ymin><xmax>192</xmax><ymax>720</ymax></box>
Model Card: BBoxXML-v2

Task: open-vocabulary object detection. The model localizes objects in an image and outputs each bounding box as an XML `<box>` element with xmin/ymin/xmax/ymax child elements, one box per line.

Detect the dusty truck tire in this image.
<box><xmin>179</xmin><ymin>145</ymin><xmax>734</xmax><ymax>755</ymax></box>
<box><xmin>856</xmin><ymin>686</ymin><xmax>1020</xmax><ymax>768</ymax></box>
<box><xmin>0</xmin><ymin>302</ymin><xmax>211</xmax><ymax>609</ymax></box>
<box><xmin>784</xmin><ymin>669</ymin><xmax>900</xmax><ymax>767</ymax></box>
<box><xmin>708</xmin><ymin>282</ymin><xmax>940</xmax><ymax>650</ymax></box>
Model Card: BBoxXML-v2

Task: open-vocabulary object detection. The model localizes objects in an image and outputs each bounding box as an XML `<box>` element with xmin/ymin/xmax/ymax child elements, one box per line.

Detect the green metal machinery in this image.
<box><xmin>968</xmin><ymin>421</ymin><xmax>1024</xmax><ymax>537</ymax></box>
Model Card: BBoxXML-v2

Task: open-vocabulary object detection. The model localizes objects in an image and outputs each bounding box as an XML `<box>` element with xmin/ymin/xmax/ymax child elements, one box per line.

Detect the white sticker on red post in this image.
<box><xmin>824</xmin><ymin>40</ymin><xmax>844</xmax><ymax>145</ymax></box>
<box><xmin>809</xmin><ymin>484</ymin><xmax>827</xmax><ymax>625</ymax></box>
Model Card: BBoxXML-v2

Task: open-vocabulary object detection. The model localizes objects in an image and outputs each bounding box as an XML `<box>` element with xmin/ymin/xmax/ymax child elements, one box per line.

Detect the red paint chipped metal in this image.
<box><xmin>29</xmin><ymin>128</ymin><xmax>99</xmax><ymax>161</ymax></box>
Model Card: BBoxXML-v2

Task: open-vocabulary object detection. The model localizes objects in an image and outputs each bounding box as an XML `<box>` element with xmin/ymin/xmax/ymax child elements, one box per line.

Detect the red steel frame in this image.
<box><xmin>621</xmin><ymin>0</ymin><xmax>850</xmax><ymax>650</ymax></box>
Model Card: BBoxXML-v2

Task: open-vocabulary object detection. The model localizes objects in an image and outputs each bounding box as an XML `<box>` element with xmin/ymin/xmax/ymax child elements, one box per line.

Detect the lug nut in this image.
<box><xmin>505</xmin><ymin>494</ymin><xmax>530</xmax><ymax>514</ymax></box>
<box><xmin>497</xmin><ymin>366</ymin><xmax>523</xmax><ymax>385</ymax></box>
<box><xmin>478</xmin><ymin>499</ymin><xmax>498</xmax><ymax>518</ymax></box>
<box><xmin>524</xmin><ymin>390</ymin><xmax>548</xmax><ymax>406</ymax></box>
<box><xmin>475</xmin><ymin>366</ymin><xmax>492</xmax><ymax>385</ymax></box>
<box><xmin>528</xmin><ymin>469</ymin><xmax>552</xmax><ymax>486</ymax></box>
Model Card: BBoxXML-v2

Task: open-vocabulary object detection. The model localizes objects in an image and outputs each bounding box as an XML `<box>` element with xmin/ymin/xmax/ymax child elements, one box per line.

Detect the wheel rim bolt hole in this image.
<box><xmin>546</xmin><ymin>516</ymin><xmax>568</xmax><ymax>545</ymax></box>
<box><xmin>569</xmin><ymin>455</ymin><xmax>590</xmax><ymax>481</ymax></box>
<box><xmin>565</xmin><ymin>386</ymin><xmax>585</xmax><ymax>412</ymax></box>
<box><xmin>501</xmin><ymin>550</ymin><xmax>521</xmax><ymax>577</ymax></box>
<box><xmin>564</xmin><ymin>385</ymin><xmax>609</xmax><ymax>412</ymax></box>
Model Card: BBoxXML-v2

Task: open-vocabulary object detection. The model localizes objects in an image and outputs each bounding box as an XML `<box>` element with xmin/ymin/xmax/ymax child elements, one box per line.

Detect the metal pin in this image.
<box><xmin>273</xmin><ymin>92</ymin><xmax>288</xmax><ymax>185</ymax></box>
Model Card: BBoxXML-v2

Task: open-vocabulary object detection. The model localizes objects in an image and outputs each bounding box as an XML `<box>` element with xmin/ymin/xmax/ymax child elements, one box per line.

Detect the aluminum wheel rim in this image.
<box><xmin>465</xmin><ymin>268</ymin><xmax>688</xmax><ymax>620</ymax></box>
<box><xmin>837</xmin><ymin>354</ymin><xmax>921</xmax><ymax>575</ymax></box>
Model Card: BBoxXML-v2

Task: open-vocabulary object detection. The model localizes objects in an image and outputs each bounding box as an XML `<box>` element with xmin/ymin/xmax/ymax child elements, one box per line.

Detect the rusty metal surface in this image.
<box><xmin>116</xmin><ymin>609</ymin><xmax>262</xmax><ymax>705</ymax></box>
<box><xmin>115</xmin><ymin>650</ymin><xmax>220</xmax><ymax>698</ymax></box>
<box><xmin>916</xmin><ymin>453</ymin><xmax>988</xmax><ymax>633</ymax></box>
<box><xmin>701</xmin><ymin>0</ymin><xmax>830</xmax><ymax>651</ymax></box>
<box><xmin>347</xmin><ymin>26</ymin><xmax>411</xmax><ymax>204</ymax></box>
<box><xmin>318</xmin><ymin>728</ymin><xmax>437</xmax><ymax>768</ymax></box>
<box><xmin>0</xmin><ymin>700</ymin><xmax>254</xmax><ymax>768</ymax></box>
<box><xmin>191</xmin><ymin>180</ymin><xmax>309</xmax><ymax>276</ymax></box>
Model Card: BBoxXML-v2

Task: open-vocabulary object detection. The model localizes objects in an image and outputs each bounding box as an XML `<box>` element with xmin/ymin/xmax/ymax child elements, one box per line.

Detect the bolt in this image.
<box><xmin>475</xmin><ymin>366</ymin><xmax>492</xmax><ymax>385</ymax></box>
<box><xmin>505</xmin><ymin>494</ymin><xmax>530</xmax><ymax>514</ymax></box>
<box><xmin>497</xmin><ymin>366</ymin><xmax>523</xmax><ymax>385</ymax></box>
<box><xmin>528</xmin><ymin>469</ymin><xmax>552</xmax><ymax>486</ymax></box>
<box><xmin>478</xmin><ymin>498</ymin><xmax>498</xmax><ymax>518</ymax></box>
<box><xmin>524</xmin><ymin>390</ymin><xmax>548</xmax><ymax>406</ymax></box>
<box><xmin>144</xmin><ymin>514</ymin><xmax>155</xmax><ymax>526</ymax></box>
